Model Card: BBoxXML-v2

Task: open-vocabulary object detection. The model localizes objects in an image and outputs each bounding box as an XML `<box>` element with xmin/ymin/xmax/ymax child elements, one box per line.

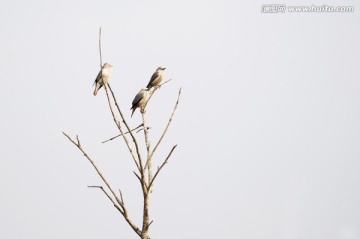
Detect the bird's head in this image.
<box><xmin>104</xmin><ymin>63</ymin><xmax>113</xmax><ymax>68</ymax></box>
<box><xmin>157</xmin><ymin>66</ymin><xmax>166</xmax><ymax>71</ymax></box>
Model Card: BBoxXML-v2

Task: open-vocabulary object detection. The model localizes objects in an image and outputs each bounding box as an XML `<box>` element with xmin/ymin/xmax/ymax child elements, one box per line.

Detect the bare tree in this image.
<box><xmin>63</xmin><ymin>28</ymin><xmax>181</xmax><ymax>239</ymax></box>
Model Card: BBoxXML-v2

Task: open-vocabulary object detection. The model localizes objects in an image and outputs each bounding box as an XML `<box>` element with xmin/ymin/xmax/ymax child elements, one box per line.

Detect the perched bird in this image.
<box><xmin>146</xmin><ymin>67</ymin><xmax>166</xmax><ymax>89</ymax></box>
<box><xmin>93</xmin><ymin>63</ymin><xmax>113</xmax><ymax>96</ymax></box>
<box><xmin>131</xmin><ymin>89</ymin><xmax>150</xmax><ymax>117</ymax></box>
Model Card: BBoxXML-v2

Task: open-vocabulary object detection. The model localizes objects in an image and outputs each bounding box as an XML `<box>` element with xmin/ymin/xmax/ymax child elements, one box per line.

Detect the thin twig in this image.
<box><xmin>88</xmin><ymin>186</ymin><xmax>115</xmax><ymax>204</ymax></box>
<box><xmin>148</xmin><ymin>145</ymin><xmax>177</xmax><ymax>190</ymax></box>
<box><xmin>119</xmin><ymin>189</ymin><xmax>125</xmax><ymax>204</ymax></box>
<box><xmin>88</xmin><ymin>186</ymin><xmax>124</xmax><ymax>213</ymax></box>
<box><xmin>145</xmin><ymin>79</ymin><xmax>173</xmax><ymax>109</ymax></box>
<box><xmin>145</xmin><ymin>88</ymin><xmax>181</xmax><ymax>169</ymax></box>
<box><xmin>147</xmin><ymin>220</ymin><xmax>154</xmax><ymax>230</ymax></box>
<box><xmin>133</xmin><ymin>171</ymin><xmax>142</xmax><ymax>183</ymax></box>
<box><xmin>99</xmin><ymin>27</ymin><xmax>102</xmax><ymax>68</ymax></box>
<box><xmin>102</xmin><ymin>124</ymin><xmax>150</xmax><ymax>144</ymax></box>
<box><xmin>136</xmin><ymin>127</ymin><xmax>150</xmax><ymax>133</ymax></box>
<box><xmin>76</xmin><ymin>135</ymin><xmax>80</xmax><ymax>146</ymax></box>
<box><xmin>159</xmin><ymin>78</ymin><xmax>172</xmax><ymax>87</ymax></box>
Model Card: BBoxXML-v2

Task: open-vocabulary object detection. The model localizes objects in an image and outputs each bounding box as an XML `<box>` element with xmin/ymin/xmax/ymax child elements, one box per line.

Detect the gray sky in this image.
<box><xmin>1</xmin><ymin>1</ymin><xmax>360</xmax><ymax>239</ymax></box>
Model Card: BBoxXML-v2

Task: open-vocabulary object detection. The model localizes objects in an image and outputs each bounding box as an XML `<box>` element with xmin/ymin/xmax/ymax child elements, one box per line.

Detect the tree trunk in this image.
<box><xmin>141</xmin><ymin>193</ymin><xmax>150</xmax><ymax>239</ymax></box>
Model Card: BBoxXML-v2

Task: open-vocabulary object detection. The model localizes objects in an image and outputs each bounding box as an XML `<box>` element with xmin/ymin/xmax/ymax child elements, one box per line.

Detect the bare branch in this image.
<box><xmin>88</xmin><ymin>186</ymin><xmax>124</xmax><ymax>214</ymax></box>
<box><xmin>133</xmin><ymin>171</ymin><xmax>142</xmax><ymax>184</ymax></box>
<box><xmin>97</xmin><ymin>28</ymin><xmax>142</xmax><ymax>172</ymax></box>
<box><xmin>119</xmin><ymin>189</ymin><xmax>125</xmax><ymax>204</ymax></box>
<box><xmin>141</xmin><ymin>112</ymin><xmax>152</xmax><ymax>184</ymax></box>
<box><xmin>144</xmin><ymin>79</ymin><xmax>173</xmax><ymax>109</ymax></box>
<box><xmin>102</xmin><ymin>124</ymin><xmax>150</xmax><ymax>144</ymax></box>
<box><xmin>106</xmin><ymin>84</ymin><xmax>149</xmax><ymax>200</ymax></box>
<box><xmin>107</xmin><ymin>84</ymin><xmax>145</xmax><ymax>173</ymax></box>
<box><xmin>99</xmin><ymin>27</ymin><xmax>102</xmax><ymax>68</ymax></box>
<box><xmin>88</xmin><ymin>185</ymin><xmax>114</xmax><ymax>203</ymax></box>
<box><xmin>145</xmin><ymin>88</ymin><xmax>181</xmax><ymax>169</ymax></box>
<box><xmin>141</xmin><ymin>113</ymin><xmax>151</xmax><ymax>155</ymax></box>
<box><xmin>62</xmin><ymin>132</ymin><xmax>142</xmax><ymax>236</ymax></box>
<box><xmin>103</xmin><ymin>84</ymin><xmax>141</xmax><ymax>172</ymax></box>
<box><xmin>75</xmin><ymin>135</ymin><xmax>80</xmax><ymax>146</ymax></box>
<box><xmin>136</xmin><ymin>127</ymin><xmax>150</xmax><ymax>133</ymax></box>
<box><xmin>159</xmin><ymin>78</ymin><xmax>172</xmax><ymax>87</ymax></box>
<box><xmin>147</xmin><ymin>220</ymin><xmax>154</xmax><ymax>230</ymax></box>
<box><xmin>148</xmin><ymin>145</ymin><xmax>177</xmax><ymax>190</ymax></box>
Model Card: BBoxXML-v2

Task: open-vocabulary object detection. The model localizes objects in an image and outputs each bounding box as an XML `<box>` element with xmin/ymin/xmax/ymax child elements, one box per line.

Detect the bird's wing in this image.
<box><xmin>146</xmin><ymin>71</ymin><xmax>159</xmax><ymax>88</ymax></box>
<box><xmin>131</xmin><ymin>91</ymin><xmax>144</xmax><ymax>109</ymax></box>
<box><xmin>93</xmin><ymin>70</ymin><xmax>102</xmax><ymax>86</ymax></box>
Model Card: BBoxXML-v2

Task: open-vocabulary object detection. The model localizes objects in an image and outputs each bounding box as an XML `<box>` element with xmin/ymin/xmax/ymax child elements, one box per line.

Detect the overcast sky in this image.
<box><xmin>1</xmin><ymin>1</ymin><xmax>360</xmax><ymax>239</ymax></box>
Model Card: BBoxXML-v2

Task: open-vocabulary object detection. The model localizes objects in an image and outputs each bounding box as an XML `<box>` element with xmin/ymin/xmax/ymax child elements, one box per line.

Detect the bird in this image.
<box><xmin>146</xmin><ymin>67</ymin><xmax>166</xmax><ymax>89</ymax></box>
<box><xmin>130</xmin><ymin>89</ymin><xmax>150</xmax><ymax>117</ymax></box>
<box><xmin>93</xmin><ymin>63</ymin><xmax>113</xmax><ymax>96</ymax></box>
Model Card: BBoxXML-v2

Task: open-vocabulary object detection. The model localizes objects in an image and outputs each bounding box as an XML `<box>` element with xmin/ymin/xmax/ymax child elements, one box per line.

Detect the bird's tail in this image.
<box><xmin>131</xmin><ymin>108</ymin><xmax>136</xmax><ymax>117</ymax></box>
<box><xmin>93</xmin><ymin>83</ymin><xmax>102</xmax><ymax>96</ymax></box>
